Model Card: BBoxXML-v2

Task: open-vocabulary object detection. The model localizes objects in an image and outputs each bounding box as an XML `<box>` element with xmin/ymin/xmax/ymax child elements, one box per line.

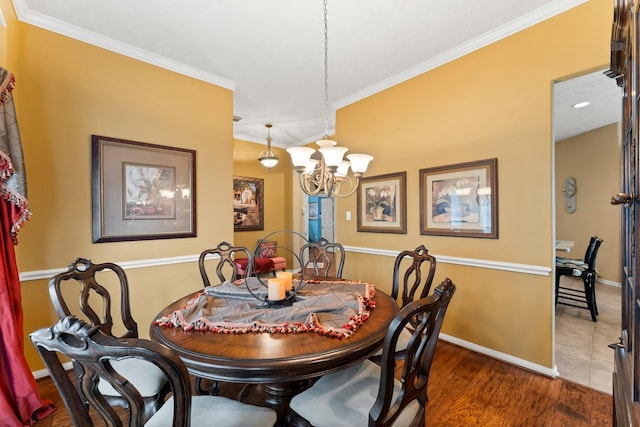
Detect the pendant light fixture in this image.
<box><xmin>286</xmin><ymin>0</ymin><xmax>373</xmax><ymax>197</ymax></box>
<box><xmin>258</xmin><ymin>123</ymin><xmax>279</xmax><ymax>168</ymax></box>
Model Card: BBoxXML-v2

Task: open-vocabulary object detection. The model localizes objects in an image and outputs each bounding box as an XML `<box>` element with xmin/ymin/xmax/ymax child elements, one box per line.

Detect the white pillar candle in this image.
<box><xmin>268</xmin><ymin>278</ymin><xmax>286</xmax><ymax>301</ymax></box>
<box><xmin>276</xmin><ymin>271</ymin><xmax>293</xmax><ymax>290</ymax></box>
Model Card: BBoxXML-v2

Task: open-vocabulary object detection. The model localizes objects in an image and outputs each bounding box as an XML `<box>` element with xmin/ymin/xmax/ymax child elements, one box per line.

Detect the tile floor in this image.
<box><xmin>555</xmin><ymin>276</ymin><xmax>621</xmax><ymax>394</ymax></box>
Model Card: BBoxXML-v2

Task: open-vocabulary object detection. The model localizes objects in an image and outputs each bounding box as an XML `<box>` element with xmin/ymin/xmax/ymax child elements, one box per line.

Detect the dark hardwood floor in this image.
<box><xmin>33</xmin><ymin>341</ymin><xmax>612</xmax><ymax>426</ymax></box>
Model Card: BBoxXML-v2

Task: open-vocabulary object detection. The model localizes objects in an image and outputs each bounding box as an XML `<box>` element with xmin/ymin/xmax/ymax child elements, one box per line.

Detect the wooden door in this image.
<box><xmin>609</xmin><ymin>0</ymin><xmax>640</xmax><ymax>424</ymax></box>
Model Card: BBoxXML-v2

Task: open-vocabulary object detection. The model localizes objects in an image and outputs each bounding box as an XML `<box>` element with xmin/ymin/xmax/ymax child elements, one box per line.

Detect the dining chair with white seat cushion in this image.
<box><xmin>30</xmin><ymin>316</ymin><xmax>277</xmax><ymax>427</ymax></box>
<box><xmin>288</xmin><ymin>278</ymin><xmax>456</xmax><ymax>427</ymax></box>
<box><xmin>48</xmin><ymin>257</ymin><xmax>171</xmax><ymax>417</ymax></box>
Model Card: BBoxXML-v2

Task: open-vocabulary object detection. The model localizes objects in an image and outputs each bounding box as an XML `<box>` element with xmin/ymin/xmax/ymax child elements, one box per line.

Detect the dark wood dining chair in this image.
<box><xmin>198</xmin><ymin>241</ymin><xmax>253</xmax><ymax>286</ymax></box>
<box><xmin>48</xmin><ymin>257</ymin><xmax>171</xmax><ymax>417</ymax></box>
<box><xmin>390</xmin><ymin>244</ymin><xmax>437</xmax><ymax>307</ymax></box>
<box><xmin>556</xmin><ymin>236</ymin><xmax>604</xmax><ymax>321</ymax></box>
<box><xmin>197</xmin><ymin>241</ymin><xmax>254</xmax><ymax>395</ymax></box>
<box><xmin>370</xmin><ymin>245</ymin><xmax>437</xmax><ymax>363</ymax></box>
<box><xmin>299</xmin><ymin>237</ymin><xmax>345</xmax><ymax>278</ymax></box>
<box><xmin>30</xmin><ymin>316</ymin><xmax>277</xmax><ymax>427</ymax></box>
<box><xmin>288</xmin><ymin>278</ymin><xmax>456</xmax><ymax>427</ymax></box>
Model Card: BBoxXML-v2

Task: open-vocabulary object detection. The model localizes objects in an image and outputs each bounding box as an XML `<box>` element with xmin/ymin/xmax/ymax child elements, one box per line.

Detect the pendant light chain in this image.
<box><xmin>285</xmin><ymin>0</ymin><xmax>373</xmax><ymax>196</ymax></box>
<box><xmin>323</xmin><ymin>0</ymin><xmax>329</xmax><ymax>137</ymax></box>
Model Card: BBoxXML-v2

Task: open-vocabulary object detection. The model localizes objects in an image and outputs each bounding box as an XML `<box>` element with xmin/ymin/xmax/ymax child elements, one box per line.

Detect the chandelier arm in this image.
<box><xmin>298</xmin><ymin>172</ymin><xmax>323</xmax><ymax>197</ymax></box>
<box><xmin>332</xmin><ymin>176</ymin><xmax>360</xmax><ymax>198</ymax></box>
<box><xmin>322</xmin><ymin>163</ymin><xmax>335</xmax><ymax>197</ymax></box>
<box><xmin>324</xmin><ymin>173</ymin><xmax>336</xmax><ymax>197</ymax></box>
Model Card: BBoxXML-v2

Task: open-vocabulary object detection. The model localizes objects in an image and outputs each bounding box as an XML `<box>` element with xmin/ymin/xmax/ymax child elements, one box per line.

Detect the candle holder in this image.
<box><xmin>265</xmin><ymin>288</ymin><xmax>295</xmax><ymax>308</ymax></box>
<box><xmin>241</xmin><ymin>230</ymin><xmax>312</xmax><ymax>308</ymax></box>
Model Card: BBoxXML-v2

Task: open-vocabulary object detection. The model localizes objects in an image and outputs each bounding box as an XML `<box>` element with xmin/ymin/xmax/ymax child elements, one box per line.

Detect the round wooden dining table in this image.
<box><xmin>149</xmin><ymin>283</ymin><xmax>398</xmax><ymax>424</ymax></box>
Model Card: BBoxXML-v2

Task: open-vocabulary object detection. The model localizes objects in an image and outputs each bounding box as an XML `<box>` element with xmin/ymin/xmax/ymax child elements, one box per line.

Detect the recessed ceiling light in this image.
<box><xmin>572</xmin><ymin>101</ymin><xmax>590</xmax><ymax>109</ymax></box>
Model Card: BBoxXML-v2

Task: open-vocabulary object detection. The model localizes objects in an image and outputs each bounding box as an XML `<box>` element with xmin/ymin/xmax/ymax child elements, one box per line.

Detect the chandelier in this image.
<box><xmin>286</xmin><ymin>0</ymin><xmax>373</xmax><ymax>198</ymax></box>
<box><xmin>258</xmin><ymin>123</ymin><xmax>279</xmax><ymax>168</ymax></box>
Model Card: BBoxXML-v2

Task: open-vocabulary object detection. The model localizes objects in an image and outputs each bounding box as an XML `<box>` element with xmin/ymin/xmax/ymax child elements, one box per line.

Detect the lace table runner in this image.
<box><xmin>154</xmin><ymin>278</ymin><xmax>376</xmax><ymax>338</ymax></box>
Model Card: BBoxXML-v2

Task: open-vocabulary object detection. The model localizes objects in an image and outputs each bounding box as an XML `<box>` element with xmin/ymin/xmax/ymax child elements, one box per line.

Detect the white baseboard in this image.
<box><xmin>33</xmin><ymin>361</ymin><xmax>73</xmax><ymax>379</ymax></box>
<box><xmin>439</xmin><ymin>333</ymin><xmax>559</xmax><ymax>378</ymax></box>
<box><xmin>597</xmin><ymin>277</ymin><xmax>621</xmax><ymax>287</ymax></box>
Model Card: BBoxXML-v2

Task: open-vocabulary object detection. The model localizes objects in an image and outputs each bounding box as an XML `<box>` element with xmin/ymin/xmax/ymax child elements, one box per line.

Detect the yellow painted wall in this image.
<box><xmin>334</xmin><ymin>0</ymin><xmax>612</xmax><ymax>367</ymax></box>
<box><xmin>4</xmin><ymin>0</ymin><xmax>616</xmax><ymax>372</ymax></box>
<box><xmin>0</xmin><ymin>0</ymin><xmax>19</xmax><ymax>73</ymax></box>
<box><xmin>11</xmin><ymin>23</ymin><xmax>233</xmax><ymax>370</ymax></box>
<box><xmin>233</xmin><ymin>138</ymin><xmax>294</xmax><ymax>263</ymax></box>
<box><xmin>556</xmin><ymin>123</ymin><xmax>621</xmax><ymax>283</ymax></box>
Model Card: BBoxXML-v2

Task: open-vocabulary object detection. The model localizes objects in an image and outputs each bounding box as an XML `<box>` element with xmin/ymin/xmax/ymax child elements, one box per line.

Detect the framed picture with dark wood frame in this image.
<box><xmin>357</xmin><ymin>171</ymin><xmax>407</xmax><ymax>234</ymax></box>
<box><xmin>419</xmin><ymin>158</ymin><xmax>498</xmax><ymax>238</ymax></box>
<box><xmin>233</xmin><ymin>176</ymin><xmax>264</xmax><ymax>231</ymax></box>
<box><xmin>91</xmin><ymin>135</ymin><xmax>196</xmax><ymax>243</ymax></box>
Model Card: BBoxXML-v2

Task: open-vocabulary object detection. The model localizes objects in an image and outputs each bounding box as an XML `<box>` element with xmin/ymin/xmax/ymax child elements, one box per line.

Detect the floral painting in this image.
<box><xmin>357</xmin><ymin>172</ymin><xmax>406</xmax><ymax>234</ymax></box>
<box><xmin>365</xmin><ymin>184</ymin><xmax>396</xmax><ymax>222</ymax></box>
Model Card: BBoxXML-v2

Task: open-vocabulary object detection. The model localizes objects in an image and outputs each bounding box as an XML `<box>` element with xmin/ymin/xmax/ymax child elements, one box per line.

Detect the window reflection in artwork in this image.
<box><xmin>419</xmin><ymin>158</ymin><xmax>497</xmax><ymax>238</ymax></box>
<box><xmin>431</xmin><ymin>176</ymin><xmax>480</xmax><ymax>224</ymax></box>
<box><xmin>123</xmin><ymin>163</ymin><xmax>176</xmax><ymax>219</ymax></box>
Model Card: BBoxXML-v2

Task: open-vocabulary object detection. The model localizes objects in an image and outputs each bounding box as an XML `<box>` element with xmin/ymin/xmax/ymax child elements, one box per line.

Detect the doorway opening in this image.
<box><xmin>552</xmin><ymin>68</ymin><xmax>622</xmax><ymax>394</ymax></box>
<box><xmin>306</xmin><ymin>195</ymin><xmax>335</xmax><ymax>243</ymax></box>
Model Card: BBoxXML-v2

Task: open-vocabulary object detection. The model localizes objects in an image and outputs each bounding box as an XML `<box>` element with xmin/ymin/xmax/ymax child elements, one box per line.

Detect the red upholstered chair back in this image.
<box><xmin>256</xmin><ymin>240</ymin><xmax>287</xmax><ymax>272</ymax></box>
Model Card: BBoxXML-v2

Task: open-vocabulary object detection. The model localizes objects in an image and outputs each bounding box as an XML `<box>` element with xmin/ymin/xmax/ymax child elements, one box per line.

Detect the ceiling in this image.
<box><xmin>553</xmin><ymin>70</ymin><xmax>621</xmax><ymax>142</ymax></box>
<box><xmin>11</xmin><ymin>0</ymin><xmax>619</xmax><ymax>148</ymax></box>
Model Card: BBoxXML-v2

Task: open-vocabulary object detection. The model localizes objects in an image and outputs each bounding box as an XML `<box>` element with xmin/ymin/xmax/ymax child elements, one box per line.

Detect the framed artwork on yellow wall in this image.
<box><xmin>233</xmin><ymin>176</ymin><xmax>264</xmax><ymax>231</ymax></box>
<box><xmin>357</xmin><ymin>171</ymin><xmax>407</xmax><ymax>234</ymax></box>
<box><xmin>419</xmin><ymin>158</ymin><xmax>498</xmax><ymax>238</ymax></box>
<box><xmin>91</xmin><ymin>135</ymin><xmax>196</xmax><ymax>243</ymax></box>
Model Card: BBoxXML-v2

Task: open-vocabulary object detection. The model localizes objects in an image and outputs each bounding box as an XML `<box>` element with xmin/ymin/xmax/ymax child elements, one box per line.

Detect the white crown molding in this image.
<box><xmin>334</xmin><ymin>0</ymin><xmax>589</xmax><ymax>110</ymax></box>
<box><xmin>12</xmin><ymin>0</ymin><xmax>586</xmax><ymax>105</ymax></box>
<box><xmin>11</xmin><ymin>0</ymin><xmax>235</xmax><ymax>90</ymax></box>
